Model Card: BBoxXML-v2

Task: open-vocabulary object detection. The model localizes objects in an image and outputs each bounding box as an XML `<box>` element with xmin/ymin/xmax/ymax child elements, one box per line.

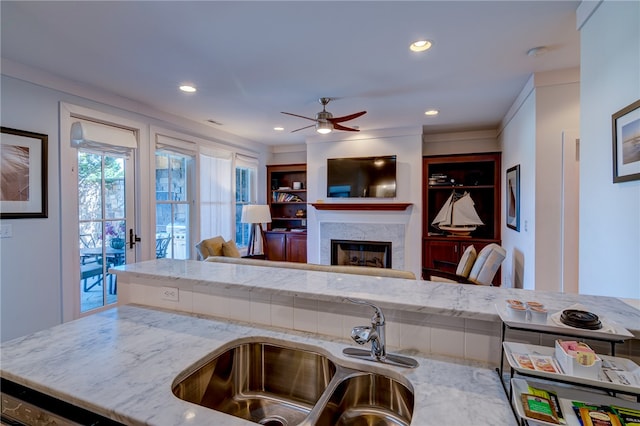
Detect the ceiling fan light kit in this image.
<box><xmin>316</xmin><ymin>121</ymin><xmax>332</xmax><ymax>134</ymax></box>
<box><xmin>281</xmin><ymin>97</ymin><xmax>366</xmax><ymax>134</ymax></box>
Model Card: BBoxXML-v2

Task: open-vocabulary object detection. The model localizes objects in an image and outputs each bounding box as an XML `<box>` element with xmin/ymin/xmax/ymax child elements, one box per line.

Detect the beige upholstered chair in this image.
<box><xmin>422</xmin><ymin>243</ymin><xmax>506</xmax><ymax>286</ymax></box>
<box><xmin>195</xmin><ymin>236</ymin><xmax>241</xmax><ymax>260</ymax></box>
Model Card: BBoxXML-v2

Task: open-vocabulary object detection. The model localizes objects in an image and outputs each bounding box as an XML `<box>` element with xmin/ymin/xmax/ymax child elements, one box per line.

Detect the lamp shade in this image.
<box><xmin>241</xmin><ymin>204</ymin><xmax>272</xmax><ymax>224</ymax></box>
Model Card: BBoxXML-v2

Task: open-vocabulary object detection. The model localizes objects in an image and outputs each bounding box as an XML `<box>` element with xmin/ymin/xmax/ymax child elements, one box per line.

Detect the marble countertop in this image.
<box><xmin>0</xmin><ymin>305</ymin><xmax>516</xmax><ymax>426</ymax></box>
<box><xmin>114</xmin><ymin>259</ymin><xmax>640</xmax><ymax>338</ymax></box>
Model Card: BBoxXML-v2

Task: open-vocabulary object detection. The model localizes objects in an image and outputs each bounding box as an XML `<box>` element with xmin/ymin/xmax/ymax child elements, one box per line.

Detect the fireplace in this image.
<box><xmin>331</xmin><ymin>240</ymin><xmax>392</xmax><ymax>269</ymax></box>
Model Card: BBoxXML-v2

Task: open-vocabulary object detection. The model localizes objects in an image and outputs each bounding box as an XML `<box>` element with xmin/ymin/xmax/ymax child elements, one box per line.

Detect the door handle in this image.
<box><xmin>129</xmin><ymin>228</ymin><xmax>141</xmax><ymax>249</ymax></box>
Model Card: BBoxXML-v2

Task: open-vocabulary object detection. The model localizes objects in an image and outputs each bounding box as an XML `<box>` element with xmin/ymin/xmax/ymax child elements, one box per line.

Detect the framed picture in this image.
<box><xmin>612</xmin><ymin>99</ymin><xmax>640</xmax><ymax>183</ymax></box>
<box><xmin>1</xmin><ymin>127</ymin><xmax>48</xmax><ymax>218</ymax></box>
<box><xmin>506</xmin><ymin>164</ymin><xmax>520</xmax><ymax>231</ymax></box>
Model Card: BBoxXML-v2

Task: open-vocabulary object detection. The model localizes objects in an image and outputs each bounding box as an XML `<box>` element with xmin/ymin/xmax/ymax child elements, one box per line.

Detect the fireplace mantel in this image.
<box><xmin>311</xmin><ymin>203</ymin><xmax>412</xmax><ymax>211</ymax></box>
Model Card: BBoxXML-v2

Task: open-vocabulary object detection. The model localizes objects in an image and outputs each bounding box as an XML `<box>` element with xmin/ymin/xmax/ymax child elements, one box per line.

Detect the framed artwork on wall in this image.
<box><xmin>612</xmin><ymin>99</ymin><xmax>640</xmax><ymax>183</ymax></box>
<box><xmin>0</xmin><ymin>127</ymin><xmax>48</xmax><ymax>219</ymax></box>
<box><xmin>506</xmin><ymin>164</ymin><xmax>520</xmax><ymax>231</ymax></box>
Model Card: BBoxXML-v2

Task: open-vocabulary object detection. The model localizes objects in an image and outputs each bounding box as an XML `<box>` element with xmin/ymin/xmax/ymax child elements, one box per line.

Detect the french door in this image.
<box><xmin>78</xmin><ymin>150</ymin><xmax>135</xmax><ymax>313</ymax></box>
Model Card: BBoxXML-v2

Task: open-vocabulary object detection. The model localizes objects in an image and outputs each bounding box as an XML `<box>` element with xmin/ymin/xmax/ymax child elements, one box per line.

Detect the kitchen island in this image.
<box><xmin>113</xmin><ymin>259</ymin><xmax>640</xmax><ymax>362</ymax></box>
<box><xmin>2</xmin><ymin>258</ymin><xmax>638</xmax><ymax>425</ymax></box>
<box><xmin>1</xmin><ymin>305</ymin><xmax>516</xmax><ymax>425</ymax></box>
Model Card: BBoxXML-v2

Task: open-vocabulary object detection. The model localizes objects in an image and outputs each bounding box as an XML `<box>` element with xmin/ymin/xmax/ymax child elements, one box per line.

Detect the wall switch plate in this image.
<box><xmin>0</xmin><ymin>224</ymin><xmax>13</xmax><ymax>238</ymax></box>
<box><xmin>161</xmin><ymin>286</ymin><xmax>179</xmax><ymax>301</ymax></box>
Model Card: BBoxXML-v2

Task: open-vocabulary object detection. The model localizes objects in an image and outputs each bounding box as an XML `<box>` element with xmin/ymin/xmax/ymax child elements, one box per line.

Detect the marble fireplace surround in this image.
<box><xmin>320</xmin><ymin>222</ymin><xmax>405</xmax><ymax>270</ymax></box>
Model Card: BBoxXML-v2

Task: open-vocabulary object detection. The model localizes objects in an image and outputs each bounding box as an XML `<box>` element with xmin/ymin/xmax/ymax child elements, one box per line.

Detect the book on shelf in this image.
<box><xmin>272</xmin><ymin>191</ymin><xmax>304</xmax><ymax>202</ymax></box>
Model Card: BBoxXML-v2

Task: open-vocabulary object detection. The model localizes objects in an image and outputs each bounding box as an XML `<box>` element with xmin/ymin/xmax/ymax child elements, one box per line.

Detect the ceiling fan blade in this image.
<box><xmin>332</xmin><ymin>123</ymin><xmax>360</xmax><ymax>132</ymax></box>
<box><xmin>281</xmin><ymin>111</ymin><xmax>318</xmax><ymax>122</ymax></box>
<box><xmin>329</xmin><ymin>111</ymin><xmax>367</xmax><ymax>124</ymax></box>
<box><xmin>290</xmin><ymin>124</ymin><xmax>316</xmax><ymax>133</ymax></box>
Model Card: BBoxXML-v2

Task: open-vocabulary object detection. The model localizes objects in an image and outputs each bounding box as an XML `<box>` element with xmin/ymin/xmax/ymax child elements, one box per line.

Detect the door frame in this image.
<box><xmin>60</xmin><ymin>103</ymin><xmax>149</xmax><ymax>321</ymax></box>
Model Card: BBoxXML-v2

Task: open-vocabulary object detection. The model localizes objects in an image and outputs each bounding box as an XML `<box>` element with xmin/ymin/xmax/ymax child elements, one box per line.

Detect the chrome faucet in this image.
<box><xmin>343</xmin><ymin>298</ymin><xmax>418</xmax><ymax>368</ymax></box>
<box><xmin>348</xmin><ymin>298</ymin><xmax>386</xmax><ymax>360</ymax></box>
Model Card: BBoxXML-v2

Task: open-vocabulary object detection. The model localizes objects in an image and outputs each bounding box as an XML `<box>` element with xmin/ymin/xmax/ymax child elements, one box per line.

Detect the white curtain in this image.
<box><xmin>200</xmin><ymin>150</ymin><xmax>233</xmax><ymax>241</ymax></box>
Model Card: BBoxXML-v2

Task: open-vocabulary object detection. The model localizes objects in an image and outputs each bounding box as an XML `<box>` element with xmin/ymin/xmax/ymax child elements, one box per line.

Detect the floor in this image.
<box><xmin>81</xmin><ymin>274</ymin><xmax>118</xmax><ymax>312</ymax></box>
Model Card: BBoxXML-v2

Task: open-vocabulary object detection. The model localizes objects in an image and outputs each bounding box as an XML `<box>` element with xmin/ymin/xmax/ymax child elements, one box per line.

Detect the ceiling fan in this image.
<box><xmin>281</xmin><ymin>97</ymin><xmax>366</xmax><ymax>134</ymax></box>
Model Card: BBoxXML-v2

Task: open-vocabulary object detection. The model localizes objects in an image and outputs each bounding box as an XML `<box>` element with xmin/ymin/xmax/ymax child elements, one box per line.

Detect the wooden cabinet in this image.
<box><xmin>264</xmin><ymin>231</ymin><xmax>307</xmax><ymax>263</ymax></box>
<box><xmin>266</xmin><ymin>164</ymin><xmax>307</xmax><ymax>262</ymax></box>
<box><xmin>422</xmin><ymin>153</ymin><xmax>501</xmax><ymax>283</ymax></box>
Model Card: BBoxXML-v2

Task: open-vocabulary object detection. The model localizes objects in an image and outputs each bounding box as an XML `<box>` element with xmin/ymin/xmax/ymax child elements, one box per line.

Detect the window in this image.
<box><xmin>155</xmin><ymin>152</ymin><xmax>192</xmax><ymax>259</ymax></box>
<box><xmin>235</xmin><ymin>154</ymin><xmax>258</xmax><ymax>248</ymax></box>
<box><xmin>200</xmin><ymin>151</ymin><xmax>233</xmax><ymax>241</ymax></box>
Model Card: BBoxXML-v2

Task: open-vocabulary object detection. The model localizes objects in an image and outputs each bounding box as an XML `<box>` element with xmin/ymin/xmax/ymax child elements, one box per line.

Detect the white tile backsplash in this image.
<box><xmin>123</xmin><ymin>280</ymin><xmax>580</xmax><ymax>365</ymax></box>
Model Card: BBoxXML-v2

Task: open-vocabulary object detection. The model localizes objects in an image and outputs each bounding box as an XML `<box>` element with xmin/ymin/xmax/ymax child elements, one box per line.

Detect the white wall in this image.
<box><xmin>0</xmin><ymin>75</ymin><xmax>63</xmax><ymax>340</ymax></box>
<box><xmin>499</xmin><ymin>89</ymin><xmax>537</xmax><ymax>289</ymax></box>
<box><xmin>0</xmin><ymin>69</ymin><xmax>269</xmax><ymax>341</ymax></box>
<box><xmin>534</xmin><ymin>73</ymin><xmax>580</xmax><ymax>292</ymax></box>
<box><xmin>578</xmin><ymin>0</ymin><xmax>640</xmax><ymax>299</ymax></box>
<box><xmin>305</xmin><ymin>127</ymin><xmax>423</xmax><ymax>277</ymax></box>
<box><xmin>422</xmin><ymin>129</ymin><xmax>500</xmax><ymax>156</ymax></box>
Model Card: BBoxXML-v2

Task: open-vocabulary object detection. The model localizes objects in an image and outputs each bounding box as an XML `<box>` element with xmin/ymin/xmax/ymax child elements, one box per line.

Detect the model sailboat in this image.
<box><xmin>432</xmin><ymin>191</ymin><xmax>484</xmax><ymax>236</ymax></box>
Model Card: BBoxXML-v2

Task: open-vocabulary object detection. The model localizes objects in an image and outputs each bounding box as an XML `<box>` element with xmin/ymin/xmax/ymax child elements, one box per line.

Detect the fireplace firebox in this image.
<box><xmin>331</xmin><ymin>240</ymin><xmax>392</xmax><ymax>269</ymax></box>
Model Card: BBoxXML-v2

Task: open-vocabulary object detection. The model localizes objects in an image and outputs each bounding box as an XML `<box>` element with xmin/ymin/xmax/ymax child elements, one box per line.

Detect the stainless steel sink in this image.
<box><xmin>172</xmin><ymin>341</ymin><xmax>337</xmax><ymax>425</ymax></box>
<box><xmin>313</xmin><ymin>373</ymin><xmax>414</xmax><ymax>426</ymax></box>
<box><xmin>172</xmin><ymin>339</ymin><xmax>414</xmax><ymax>426</ymax></box>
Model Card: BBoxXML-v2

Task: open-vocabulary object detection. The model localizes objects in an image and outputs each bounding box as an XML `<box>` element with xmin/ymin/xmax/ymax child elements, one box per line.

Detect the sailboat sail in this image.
<box><xmin>432</xmin><ymin>191</ymin><xmax>484</xmax><ymax>234</ymax></box>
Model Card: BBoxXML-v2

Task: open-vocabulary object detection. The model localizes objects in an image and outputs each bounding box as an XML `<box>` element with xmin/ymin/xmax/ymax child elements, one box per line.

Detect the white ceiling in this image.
<box><xmin>1</xmin><ymin>1</ymin><xmax>580</xmax><ymax>146</ymax></box>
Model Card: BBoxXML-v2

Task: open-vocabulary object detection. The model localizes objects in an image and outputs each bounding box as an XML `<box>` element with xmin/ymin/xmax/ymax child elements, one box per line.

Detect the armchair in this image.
<box><xmin>422</xmin><ymin>243</ymin><xmax>506</xmax><ymax>286</ymax></box>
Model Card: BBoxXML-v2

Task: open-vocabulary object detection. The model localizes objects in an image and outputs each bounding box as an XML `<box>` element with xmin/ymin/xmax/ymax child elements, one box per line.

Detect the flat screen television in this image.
<box><xmin>327</xmin><ymin>155</ymin><xmax>397</xmax><ymax>198</ymax></box>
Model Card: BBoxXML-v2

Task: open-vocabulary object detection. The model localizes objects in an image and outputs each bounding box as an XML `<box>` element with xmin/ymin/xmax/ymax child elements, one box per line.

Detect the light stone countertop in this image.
<box><xmin>113</xmin><ymin>259</ymin><xmax>640</xmax><ymax>338</ymax></box>
<box><xmin>0</xmin><ymin>305</ymin><xmax>517</xmax><ymax>426</ymax></box>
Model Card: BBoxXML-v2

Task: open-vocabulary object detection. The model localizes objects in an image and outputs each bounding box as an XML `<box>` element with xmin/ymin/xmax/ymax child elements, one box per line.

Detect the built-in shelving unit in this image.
<box><xmin>266</xmin><ymin>164</ymin><xmax>307</xmax><ymax>262</ymax></box>
<box><xmin>422</xmin><ymin>153</ymin><xmax>502</xmax><ymax>284</ymax></box>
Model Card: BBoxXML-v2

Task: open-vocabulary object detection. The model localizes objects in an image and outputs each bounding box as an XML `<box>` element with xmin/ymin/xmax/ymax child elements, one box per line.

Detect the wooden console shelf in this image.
<box><xmin>311</xmin><ymin>203</ymin><xmax>412</xmax><ymax>211</ymax></box>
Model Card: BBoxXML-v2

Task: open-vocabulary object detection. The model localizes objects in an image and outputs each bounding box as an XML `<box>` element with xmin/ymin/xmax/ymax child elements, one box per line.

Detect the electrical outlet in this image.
<box><xmin>161</xmin><ymin>286</ymin><xmax>179</xmax><ymax>301</ymax></box>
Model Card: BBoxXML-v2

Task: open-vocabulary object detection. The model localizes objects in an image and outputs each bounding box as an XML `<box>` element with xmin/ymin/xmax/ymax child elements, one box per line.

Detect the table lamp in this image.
<box><xmin>241</xmin><ymin>204</ymin><xmax>272</xmax><ymax>258</ymax></box>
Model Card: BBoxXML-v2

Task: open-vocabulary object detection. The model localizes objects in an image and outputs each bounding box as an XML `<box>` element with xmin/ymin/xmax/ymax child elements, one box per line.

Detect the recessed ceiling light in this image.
<box><xmin>410</xmin><ymin>40</ymin><xmax>432</xmax><ymax>52</ymax></box>
<box><xmin>425</xmin><ymin>109</ymin><xmax>439</xmax><ymax>116</ymax></box>
<box><xmin>274</xmin><ymin>127</ymin><xmax>284</xmax><ymax>131</ymax></box>
<box><xmin>179</xmin><ymin>84</ymin><xmax>197</xmax><ymax>93</ymax></box>
<box><xmin>526</xmin><ymin>46</ymin><xmax>549</xmax><ymax>57</ymax></box>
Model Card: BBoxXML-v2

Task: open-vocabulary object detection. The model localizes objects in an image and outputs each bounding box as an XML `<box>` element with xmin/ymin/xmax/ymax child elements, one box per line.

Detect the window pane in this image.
<box><xmin>78</xmin><ymin>152</ymin><xmax>102</xmax><ymax>221</ymax></box>
<box><xmin>105</xmin><ymin>157</ymin><xmax>125</xmax><ymax>219</ymax></box>
<box><xmin>170</xmin><ymin>156</ymin><xmax>187</xmax><ymax>201</ymax></box>
<box><xmin>156</xmin><ymin>151</ymin><xmax>192</xmax><ymax>259</ymax></box>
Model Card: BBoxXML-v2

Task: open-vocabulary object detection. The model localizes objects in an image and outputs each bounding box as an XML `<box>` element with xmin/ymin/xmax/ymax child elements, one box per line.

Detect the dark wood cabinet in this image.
<box><xmin>266</xmin><ymin>164</ymin><xmax>307</xmax><ymax>263</ymax></box>
<box><xmin>422</xmin><ymin>153</ymin><xmax>501</xmax><ymax>283</ymax></box>
<box><xmin>264</xmin><ymin>231</ymin><xmax>307</xmax><ymax>263</ymax></box>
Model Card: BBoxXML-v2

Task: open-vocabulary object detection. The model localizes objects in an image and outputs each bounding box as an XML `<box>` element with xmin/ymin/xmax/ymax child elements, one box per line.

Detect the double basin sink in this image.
<box><xmin>172</xmin><ymin>338</ymin><xmax>414</xmax><ymax>426</ymax></box>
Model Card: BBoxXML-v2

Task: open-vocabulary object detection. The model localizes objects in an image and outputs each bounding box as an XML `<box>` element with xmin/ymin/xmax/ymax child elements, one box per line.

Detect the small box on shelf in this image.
<box><xmin>555</xmin><ymin>340</ymin><xmax>602</xmax><ymax>379</ymax></box>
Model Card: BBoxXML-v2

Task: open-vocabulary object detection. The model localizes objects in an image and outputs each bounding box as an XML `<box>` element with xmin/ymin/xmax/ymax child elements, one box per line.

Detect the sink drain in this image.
<box><xmin>259</xmin><ymin>415</ymin><xmax>288</xmax><ymax>426</ymax></box>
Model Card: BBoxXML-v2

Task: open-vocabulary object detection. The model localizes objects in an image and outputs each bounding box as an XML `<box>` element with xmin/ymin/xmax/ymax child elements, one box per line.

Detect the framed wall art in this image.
<box><xmin>506</xmin><ymin>164</ymin><xmax>520</xmax><ymax>231</ymax></box>
<box><xmin>1</xmin><ymin>127</ymin><xmax>48</xmax><ymax>218</ymax></box>
<box><xmin>612</xmin><ymin>99</ymin><xmax>640</xmax><ymax>183</ymax></box>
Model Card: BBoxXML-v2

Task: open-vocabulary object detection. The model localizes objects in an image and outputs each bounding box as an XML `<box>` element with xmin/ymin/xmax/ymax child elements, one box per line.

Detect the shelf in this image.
<box><xmin>271</xmin><ymin>202</ymin><xmax>307</xmax><ymax>205</ymax></box>
<box><xmin>311</xmin><ymin>203</ymin><xmax>412</xmax><ymax>211</ymax></box>
<box><xmin>428</xmin><ymin>185</ymin><xmax>494</xmax><ymax>190</ymax></box>
<box><xmin>495</xmin><ymin>303</ymin><xmax>634</xmax><ymax>342</ymax></box>
<box><xmin>503</xmin><ymin>341</ymin><xmax>640</xmax><ymax>396</ymax></box>
<box><xmin>511</xmin><ymin>378</ymin><xmax>640</xmax><ymax>426</ymax></box>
